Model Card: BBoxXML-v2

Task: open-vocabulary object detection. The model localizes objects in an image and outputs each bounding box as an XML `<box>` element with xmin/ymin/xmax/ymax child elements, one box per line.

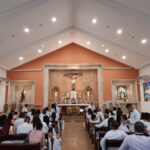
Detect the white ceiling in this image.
<box><xmin>0</xmin><ymin>0</ymin><xmax>150</xmax><ymax>70</ymax></box>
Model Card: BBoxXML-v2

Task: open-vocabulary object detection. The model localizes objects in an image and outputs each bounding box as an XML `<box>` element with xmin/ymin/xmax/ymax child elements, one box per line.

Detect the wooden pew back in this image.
<box><xmin>105</xmin><ymin>140</ymin><xmax>123</xmax><ymax>150</ymax></box>
<box><xmin>0</xmin><ymin>143</ymin><xmax>40</xmax><ymax>150</ymax></box>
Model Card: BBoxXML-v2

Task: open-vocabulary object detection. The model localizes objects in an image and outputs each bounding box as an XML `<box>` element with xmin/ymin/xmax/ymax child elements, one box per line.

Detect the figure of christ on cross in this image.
<box><xmin>64</xmin><ymin>70</ymin><xmax>82</xmax><ymax>104</ymax></box>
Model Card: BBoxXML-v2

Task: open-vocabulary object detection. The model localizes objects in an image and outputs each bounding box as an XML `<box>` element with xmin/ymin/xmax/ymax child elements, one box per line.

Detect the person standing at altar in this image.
<box><xmin>88</xmin><ymin>101</ymin><xmax>95</xmax><ymax>111</ymax></box>
<box><xmin>70</xmin><ymin>87</ymin><xmax>77</xmax><ymax>104</ymax></box>
<box><xmin>126</xmin><ymin>104</ymin><xmax>140</xmax><ymax>132</ymax></box>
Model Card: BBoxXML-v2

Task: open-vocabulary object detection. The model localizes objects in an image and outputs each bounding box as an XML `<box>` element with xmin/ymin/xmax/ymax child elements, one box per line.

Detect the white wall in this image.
<box><xmin>0</xmin><ymin>68</ymin><xmax>6</xmax><ymax>112</ymax></box>
<box><xmin>139</xmin><ymin>64</ymin><xmax>150</xmax><ymax>113</ymax></box>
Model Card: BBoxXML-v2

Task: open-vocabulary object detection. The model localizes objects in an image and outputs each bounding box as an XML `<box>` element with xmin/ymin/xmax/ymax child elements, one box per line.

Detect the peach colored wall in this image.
<box><xmin>7</xmin><ymin>43</ymin><xmax>140</xmax><ymax>105</ymax></box>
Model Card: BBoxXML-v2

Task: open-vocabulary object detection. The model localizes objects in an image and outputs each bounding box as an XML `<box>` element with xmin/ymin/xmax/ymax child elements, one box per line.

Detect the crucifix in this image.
<box><xmin>65</xmin><ymin>70</ymin><xmax>82</xmax><ymax>100</ymax></box>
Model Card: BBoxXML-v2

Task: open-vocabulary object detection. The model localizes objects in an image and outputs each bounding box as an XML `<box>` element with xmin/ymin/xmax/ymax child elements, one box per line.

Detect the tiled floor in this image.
<box><xmin>61</xmin><ymin>119</ymin><xmax>94</xmax><ymax>150</ymax></box>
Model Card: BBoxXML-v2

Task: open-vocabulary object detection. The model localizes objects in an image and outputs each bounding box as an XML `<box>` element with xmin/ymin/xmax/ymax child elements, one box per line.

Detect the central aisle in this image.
<box><xmin>62</xmin><ymin>118</ymin><xmax>94</xmax><ymax>150</ymax></box>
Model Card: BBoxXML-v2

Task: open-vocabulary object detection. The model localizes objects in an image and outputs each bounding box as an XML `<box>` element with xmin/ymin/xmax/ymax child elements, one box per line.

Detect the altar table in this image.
<box><xmin>58</xmin><ymin>104</ymin><xmax>90</xmax><ymax>115</ymax></box>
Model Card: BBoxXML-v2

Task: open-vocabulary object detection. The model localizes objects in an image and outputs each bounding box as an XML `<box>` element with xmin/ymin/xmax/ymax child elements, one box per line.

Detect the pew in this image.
<box><xmin>94</xmin><ymin>127</ymin><xmax>109</xmax><ymax>150</ymax></box>
<box><xmin>0</xmin><ymin>133</ymin><xmax>49</xmax><ymax>148</ymax></box>
<box><xmin>105</xmin><ymin>139</ymin><xmax>123</xmax><ymax>150</ymax></box>
<box><xmin>0</xmin><ymin>142</ymin><xmax>41</xmax><ymax>150</ymax></box>
<box><xmin>0</xmin><ymin>134</ymin><xmax>27</xmax><ymax>143</ymax></box>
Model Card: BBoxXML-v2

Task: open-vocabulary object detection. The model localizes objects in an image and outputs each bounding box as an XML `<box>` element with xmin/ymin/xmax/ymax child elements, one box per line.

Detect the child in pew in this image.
<box><xmin>119</xmin><ymin>114</ymin><xmax>129</xmax><ymax>132</ymax></box>
<box><xmin>53</xmin><ymin>131</ymin><xmax>62</xmax><ymax>150</ymax></box>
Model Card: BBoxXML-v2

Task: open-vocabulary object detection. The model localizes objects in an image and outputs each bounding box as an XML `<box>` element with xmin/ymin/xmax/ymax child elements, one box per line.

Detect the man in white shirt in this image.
<box><xmin>126</xmin><ymin>104</ymin><xmax>140</xmax><ymax>131</ymax></box>
<box><xmin>17</xmin><ymin>116</ymin><xmax>33</xmax><ymax>134</ymax></box>
<box><xmin>22</xmin><ymin>104</ymin><xmax>28</xmax><ymax>113</ymax></box>
<box><xmin>119</xmin><ymin>121</ymin><xmax>150</xmax><ymax>150</ymax></box>
<box><xmin>14</xmin><ymin>112</ymin><xmax>25</xmax><ymax>128</ymax></box>
<box><xmin>100</xmin><ymin>120</ymin><xmax>127</xmax><ymax>150</ymax></box>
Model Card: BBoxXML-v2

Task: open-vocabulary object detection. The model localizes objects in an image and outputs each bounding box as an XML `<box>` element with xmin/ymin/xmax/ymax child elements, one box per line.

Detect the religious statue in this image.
<box><xmin>70</xmin><ymin>87</ymin><xmax>77</xmax><ymax>104</ymax></box>
<box><xmin>20</xmin><ymin>89</ymin><xmax>25</xmax><ymax>102</ymax></box>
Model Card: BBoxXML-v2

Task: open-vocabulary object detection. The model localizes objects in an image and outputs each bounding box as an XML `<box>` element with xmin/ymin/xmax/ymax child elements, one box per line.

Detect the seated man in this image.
<box><xmin>119</xmin><ymin>121</ymin><xmax>150</xmax><ymax>150</ymax></box>
<box><xmin>14</xmin><ymin>112</ymin><xmax>25</xmax><ymax>128</ymax></box>
<box><xmin>95</xmin><ymin>109</ymin><xmax>110</xmax><ymax>128</ymax></box>
<box><xmin>100</xmin><ymin>120</ymin><xmax>127</xmax><ymax>150</ymax></box>
<box><xmin>17</xmin><ymin>116</ymin><xmax>33</xmax><ymax>134</ymax></box>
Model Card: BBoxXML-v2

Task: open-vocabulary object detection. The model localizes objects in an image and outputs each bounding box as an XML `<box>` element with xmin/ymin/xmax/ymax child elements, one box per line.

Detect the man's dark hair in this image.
<box><xmin>121</xmin><ymin>114</ymin><xmax>127</xmax><ymax>121</ymax></box>
<box><xmin>134</xmin><ymin>121</ymin><xmax>145</xmax><ymax>133</ymax></box>
<box><xmin>105</xmin><ymin>109</ymin><xmax>109</xmax><ymax>115</ymax></box>
<box><xmin>126</xmin><ymin>104</ymin><xmax>132</xmax><ymax>108</ymax></box>
<box><xmin>25</xmin><ymin>116</ymin><xmax>30</xmax><ymax>121</ymax></box>
<box><xmin>36</xmin><ymin>109</ymin><xmax>41</xmax><ymax>115</ymax></box>
<box><xmin>110</xmin><ymin>120</ymin><xmax>119</xmax><ymax>129</ymax></box>
<box><xmin>94</xmin><ymin>109</ymin><xmax>98</xmax><ymax>113</ymax></box>
<box><xmin>113</xmin><ymin>107</ymin><xmax>116</xmax><ymax>111</ymax></box>
<box><xmin>19</xmin><ymin>112</ymin><xmax>25</xmax><ymax>118</ymax></box>
<box><xmin>91</xmin><ymin>113</ymin><xmax>96</xmax><ymax>120</ymax></box>
<box><xmin>88</xmin><ymin>108</ymin><xmax>93</xmax><ymax>115</ymax></box>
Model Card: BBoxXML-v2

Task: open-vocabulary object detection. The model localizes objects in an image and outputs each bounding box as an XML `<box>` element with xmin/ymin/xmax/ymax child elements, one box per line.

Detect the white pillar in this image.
<box><xmin>0</xmin><ymin>68</ymin><xmax>6</xmax><ymax>112</ymax></box>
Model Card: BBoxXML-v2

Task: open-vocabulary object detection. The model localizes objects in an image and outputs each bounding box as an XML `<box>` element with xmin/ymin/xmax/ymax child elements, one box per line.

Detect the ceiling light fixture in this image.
<box><xmin>92</xmin><ymin>18</ymin><xmax>97</xmax><ymax>24</ymax></box>
<box><xmin>38</xmin><ymin>49</ymin><xmax>42</xmax><ymax>53</ymax></box>
<box><xmin>58</xmin><ymin>40</ymin><xmax>62</xmax><ymax>44</ymax></box>
<box><xmin>41</xmin><ymin>45</ymin><xmax>45</xmax><ymax>48</ymax></box>
<box><xmin>24</xmin><ymin>27</ymin><xmax>30</xmax><ymax>33</ymax></box>
<box><xmin>122</xmin><ymin>56</ymin><xmax>126</xmax><ymax>59</ymax></box>
<box><xmin>105</xmin><ymin>49</ymin><xmax>109</xmax><ymax>53</ymax></box>
<box><xmin>19</xmin><ymin>57</ymin><xmax>23</xmax><ymax>60</ymax></box>
<box><xmin>52</xmin><ymin>17</ymin><xmax>57</xmax><ymax>22</ymax></box>
<box><xmin>141</xmin><ymin>39</ymin><xmax>147</xmax><ymax>44</ymax></box>
<box><xmin>101</xmin><ymin>44</ymin><xmax>104</xmax><ymax>47</ymax></box>
<box><xmin>86</xmin><ymin>41</ymin><xmax>91</xmax><ymax>45</ymax></box>
<box><xmin>116</xmin><ymin>29</ymin><xmax>123</xmax><ymax>35</ymax></box>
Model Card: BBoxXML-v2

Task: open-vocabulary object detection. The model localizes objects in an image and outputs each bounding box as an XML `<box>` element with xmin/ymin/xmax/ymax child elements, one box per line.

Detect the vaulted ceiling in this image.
<box><xmin>0</xmin><ymin>0</ymin><xmax>150</xmax><ymax>70</ymax></box>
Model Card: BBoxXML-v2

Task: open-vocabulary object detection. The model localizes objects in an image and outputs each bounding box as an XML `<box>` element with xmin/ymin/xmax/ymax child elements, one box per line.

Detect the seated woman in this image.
<box><xmin>119</xmin><ymin>114</ymin><xmax>129</xmax><ymax>132</ymax></box>
<box><xmin>32</xmin><ymin>115</ymin><xmax>48</xmax><ymax>134</ymax></box>
<box><xmin>100</xmin><ymin>120</ymin><xmax>127</xmax><ymax>150</ymax></box>
<box><xmin>29</xmin><ymin>122</ymin><xmax>45</xmax><ymax>148</ymax></box>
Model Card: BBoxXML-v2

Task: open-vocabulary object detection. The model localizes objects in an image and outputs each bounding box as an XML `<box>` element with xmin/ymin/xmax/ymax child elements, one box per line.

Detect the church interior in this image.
<box><xmin>0</xmin><ymin>0</ymin><xmax>150</xmax><ymax>150</ymax></box>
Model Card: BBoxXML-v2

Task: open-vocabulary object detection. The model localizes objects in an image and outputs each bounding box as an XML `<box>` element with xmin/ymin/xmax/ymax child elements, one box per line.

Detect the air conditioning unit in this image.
<box><xmin>136</xmin><ymin>75</ymin><xmax>150</xmax><ymax>84</ymax></box>
<box><xmin>0</xmin><ymin>77</ymin><xmax>10</xmax><ymax>85</ymax></box>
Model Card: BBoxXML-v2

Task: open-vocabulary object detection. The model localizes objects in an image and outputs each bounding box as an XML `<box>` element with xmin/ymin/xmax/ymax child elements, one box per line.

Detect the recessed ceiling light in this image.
<box><xmin>116</xmin><ymin>29</ymin><xmax>123</xmax><ymax>35</ymax></box>
<box><xmin>38</xmin><ymin>49</ymin><xmax>42</xmax><ymax>53</ymax></box>
<box><xmin>19</xmin><ymin>57</ymin><xmax>23</xmax><ymax>60</ymax></box>
<box><xmin>141</xmin><ymin>39</ymin><xmax>147</xmax><ymax>44</ymax></box>
<box><xmin>86</xmin><ymin>41</ymin><xmax>91</xmax><ymax>45</ymax></box>
<box><xmin>92</xmin><ymin>18</ymin><xmax>97</xmax><ymax>24</ymax></box>
<box><xmin>52</xmin><ymin>17</ymin><xmax>57</xmax><ymax>22</ymax></box>
<box><xmin>58</xmin><ymin>40</ymin><xmax>62</xmax><ymax>44</ymax></box>
<box><xmin>101</xmin><ymin>44</ymin><xmax>104</xmax><ymax>47</ymax></box>
<box><xmin>105</xmin><ymin>49</ymin><xmax>109</xmax><ymax>53</ymax></box>
<box><xmin>24</xmin><ymin>27</ymin><xmax>30</xmax><ymax>33</ymax></box>
<box><xmin>41</xmin><ymin>45</ymin><xmax>45</xmax><ymax>48</ymax></box>
<box><xmin>122</xmin><ymin>56</ymin><xmax>126</xmax><ymax>59</ymax></box>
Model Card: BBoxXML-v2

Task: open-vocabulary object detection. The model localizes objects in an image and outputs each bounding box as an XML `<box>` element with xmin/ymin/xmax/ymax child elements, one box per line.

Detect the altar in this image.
<box><xmin>58</xmin><ymin>104</ymin><xmax>90</xmax><ymax>115</ymax></box>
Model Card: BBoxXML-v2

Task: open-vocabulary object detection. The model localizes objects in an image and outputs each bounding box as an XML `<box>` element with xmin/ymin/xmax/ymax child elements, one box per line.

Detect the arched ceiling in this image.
<box><xmin>0</xmin><ymin>0</ymin><xmax>150</xmax><ymax>70</ymax></box>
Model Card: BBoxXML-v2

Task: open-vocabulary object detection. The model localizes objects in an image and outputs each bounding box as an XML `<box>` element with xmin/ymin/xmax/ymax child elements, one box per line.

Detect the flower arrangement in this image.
<box><xmin>85</xmin><ymin>86</ymin><xmax>93</xmax><ymax>93</ymax></box>
<box><xmin>52</xmin><ymin>86</ymin><xmax>59</xmax><ymax>93</ymax></box>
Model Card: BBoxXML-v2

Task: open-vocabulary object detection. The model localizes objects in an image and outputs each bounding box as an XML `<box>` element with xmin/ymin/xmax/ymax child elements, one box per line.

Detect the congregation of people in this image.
<box><xmin>86</xmin><ymin>103</ymin><xmax>150</xmax><ymax>150</ymax></box>
<box><xmin>0</xmin><ymin>104</ymin><xmax>62</xmax><ymax>150</ymax></box>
